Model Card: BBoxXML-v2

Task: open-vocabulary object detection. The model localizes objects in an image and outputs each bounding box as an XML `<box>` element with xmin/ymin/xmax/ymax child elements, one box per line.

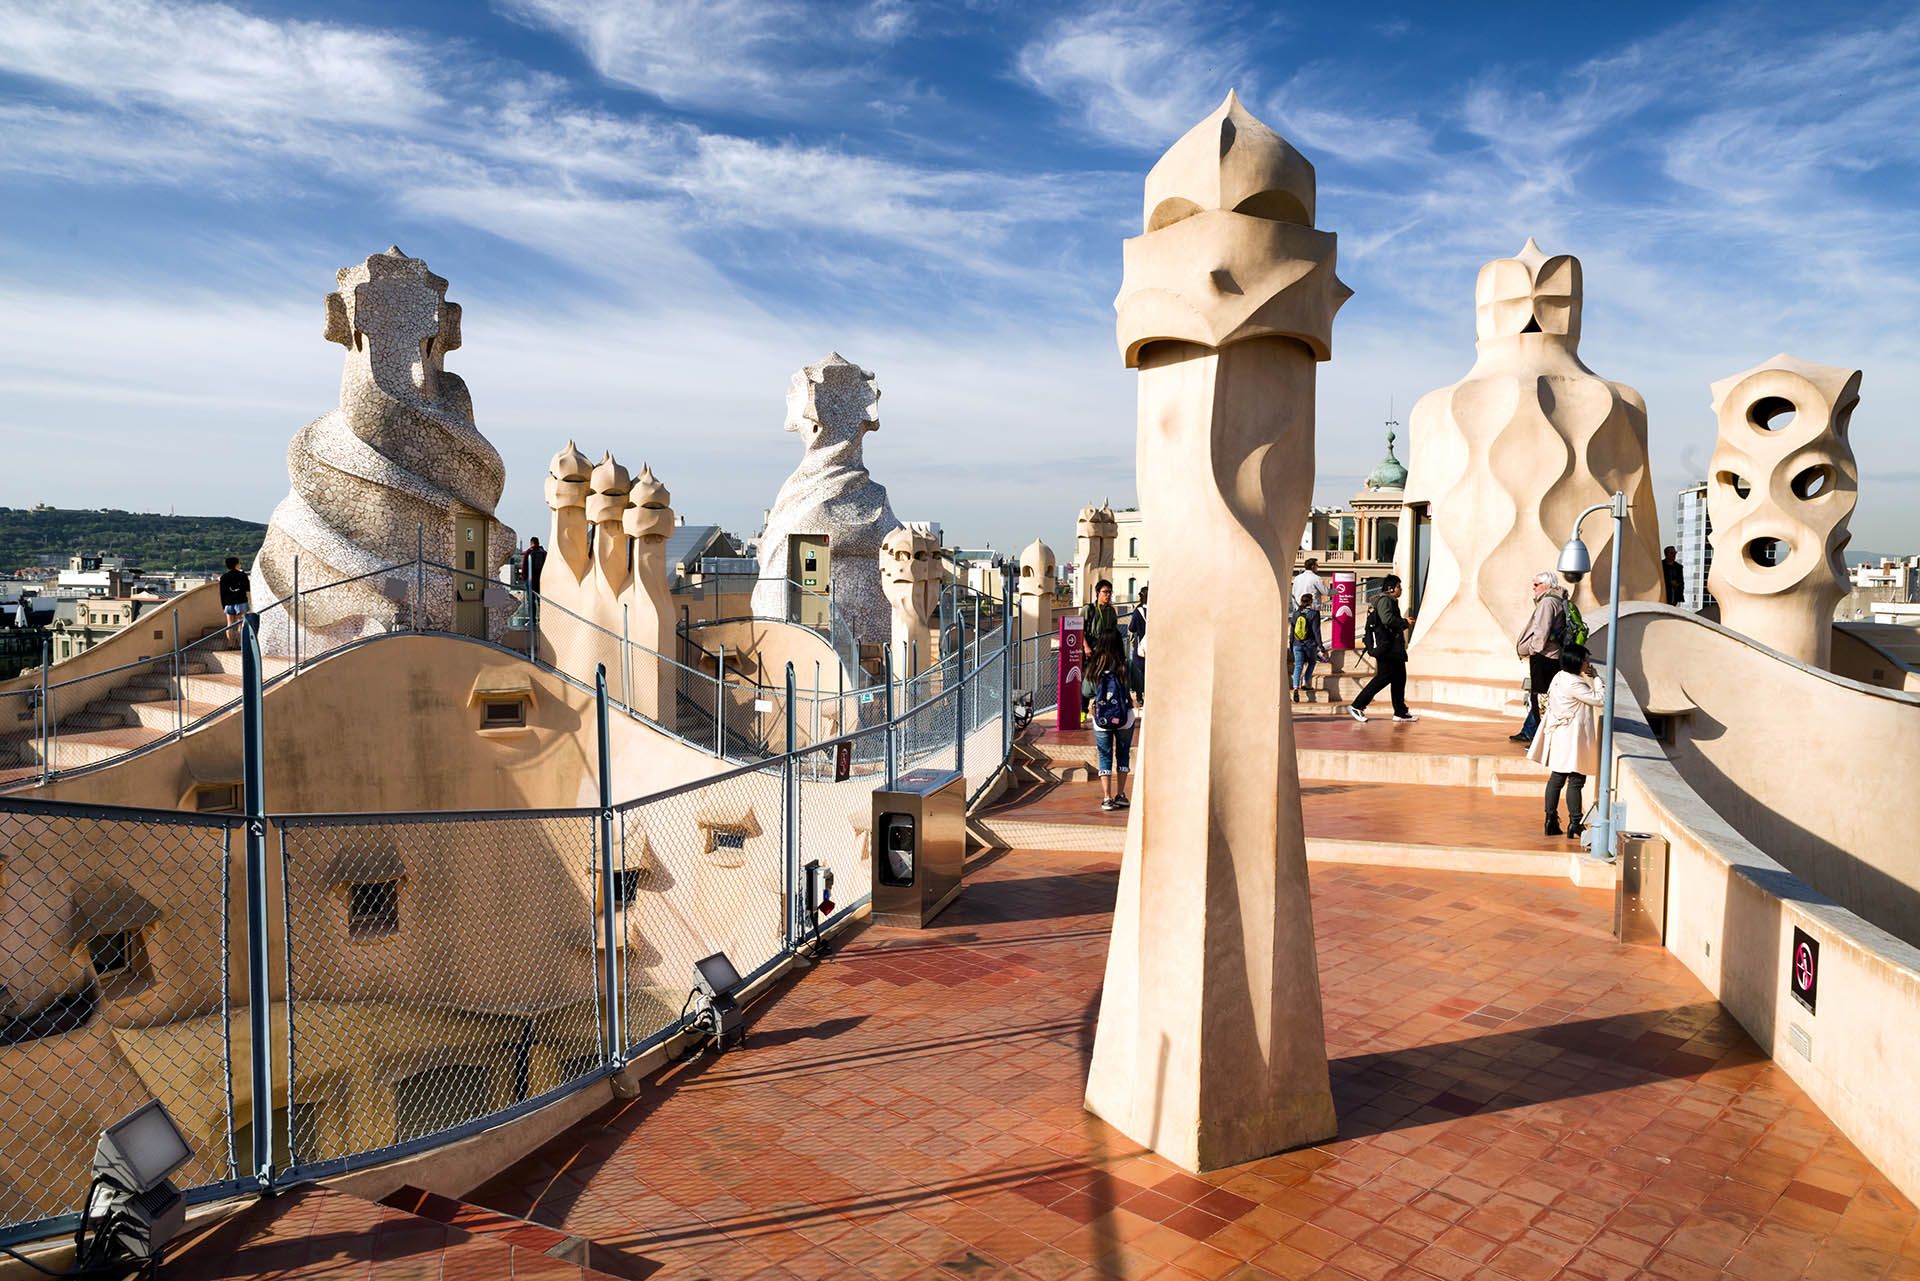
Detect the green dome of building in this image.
<box><xmin>1364</xmin><ymin>429</ymin><xmax>1408</xmax><ymax>491</ymax></box>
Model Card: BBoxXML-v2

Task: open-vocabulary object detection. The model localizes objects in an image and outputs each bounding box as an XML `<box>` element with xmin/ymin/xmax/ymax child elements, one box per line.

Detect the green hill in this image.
<box><xmin>0</xmin><ymin>507</ymin><xmax>267</xmax><ymax>575</ymax></box>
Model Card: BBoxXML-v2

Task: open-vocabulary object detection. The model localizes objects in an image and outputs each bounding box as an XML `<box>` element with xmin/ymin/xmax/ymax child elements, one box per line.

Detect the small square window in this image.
<box><xmin>613</xmin><ymin>868</ymin><xmax>642</xmax><ymax>908</ymax></box>
<box><xmin>194</xmin><ymin>783</ymin><xmax>241</xmax><ymax>813</ymax></box>
<box><xmin>88</xmin><ymin>930</ymin><xmax>141</xmax><ymax>976</ymax></box>
<box><xmin>348</xmin><ymin>881</ymin><xmax>400</xmax><ymax>936</ymax></box>
<box><xmin>713</xmin><ymin>828</ymin><xmax>746</xmax><ymax>850</ymax></box>
<box><xmin>482</xmin><ymin>700</ymin><xmax>525</xmax><ymax>727</ymax></box>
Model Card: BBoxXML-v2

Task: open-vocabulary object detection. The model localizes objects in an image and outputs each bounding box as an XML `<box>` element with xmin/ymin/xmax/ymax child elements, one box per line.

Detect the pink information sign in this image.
<box><xmin>1330</xmin><ymin>572</ymin><xmax>1358</xmax><ymax>650</ymax></box>
<box><xmin>1057</xmin><ymin>614</ymin><xmax>1085</xmax><ymax>728</ymax></box>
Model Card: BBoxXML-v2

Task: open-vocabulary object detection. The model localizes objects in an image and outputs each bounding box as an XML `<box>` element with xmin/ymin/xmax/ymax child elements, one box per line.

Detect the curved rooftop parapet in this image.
<box><xmin>1607</xmin><ymin>602</ymin><xmax>1920</xmax><ymax>945</ymax></box>
<box><xmin>1601</xmin><ymin>632</ymin><xmax>1920</xmax><ymax>1203</ymax></box>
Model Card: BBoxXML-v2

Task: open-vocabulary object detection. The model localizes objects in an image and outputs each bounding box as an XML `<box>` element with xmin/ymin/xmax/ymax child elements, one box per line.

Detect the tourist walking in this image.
<box><xmin>219</xmin><ymin>556</ymin><xmax>250</xmax><ymax>648</ymax></box>
<box><xmin>1662</xmin><ymin>545</ymin><xmax>1683</xmax><ymax>606</ymax></box>
<box><xmin>1127</xmin><ymin>584</ymin><xmax>1147</xmax><ymax>703</ymax></box>
<box><xmin>1086</xmin><ymin>630</ymin><xmax>1137</xmax><ymax>811</ymax></box>
<box><xmin>1347</xmin><ymin>575</ymin><xmax>1416</xmax><ymax>722</ymax></box>
<box><xmin>1084</xmin><ymin>578</ymin><xmax>1121</xmax><ymax>655</ymax></box>
<box><xmin>1290</xmin><ymin>592</ymin><xmax>1327</xmax><ymax>703</ymax></box>
<box><xmin>1511</xmin><ymin>572</ymin><xmax>1569</xmax><ymax>744</ymax></box>
<box><xmin>1529</xmin><ymin>643</ymin><xmax>1605</xmax><ymax>837</ymax></box>
<box><xmin>521</xmin><ymin>537</ymin><xmax>547</xmax><ymax>595</ymax></box>
<box><xmin>1290</xmin><ymin>556</ymin><xmax>1327</xmax><ymax>612</ymax></box>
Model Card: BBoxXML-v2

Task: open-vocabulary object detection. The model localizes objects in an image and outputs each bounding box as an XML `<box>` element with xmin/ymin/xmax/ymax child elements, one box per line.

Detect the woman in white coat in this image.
<box><xmin>1527</xmin><ymin>643</ymin><xmax>1604</xmax><ymax>838</ymax></box>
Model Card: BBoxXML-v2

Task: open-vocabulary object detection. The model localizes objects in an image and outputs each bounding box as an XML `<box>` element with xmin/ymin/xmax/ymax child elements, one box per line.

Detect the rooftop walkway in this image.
<box><xmin>166</xmin><ymin>770</ymin><xmax>1920</xmax><ymax>1279</ymax></box>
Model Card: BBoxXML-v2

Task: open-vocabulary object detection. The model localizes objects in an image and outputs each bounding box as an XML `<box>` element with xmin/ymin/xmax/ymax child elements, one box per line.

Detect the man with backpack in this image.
<box><xmin>1347</xmin><ymin>576</ymin><xmax>1416</xmax><ymax>723</ymax></box>
<box><xmin>1289</xmin><ymin>591</ymin><xmax>1327</xmax><ymax>703</ymax></box>
<box><xmin>1511</xmin><ymin>571</ymin><xmax>1582</xmax><ymax>744</ymax></box>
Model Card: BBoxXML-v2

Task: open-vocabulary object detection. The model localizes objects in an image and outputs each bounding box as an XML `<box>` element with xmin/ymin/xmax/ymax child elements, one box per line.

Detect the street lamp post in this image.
<box><xmin>1556</xmin><ymin>491</ymin><xmax>1628</xmax><ymax>864</ymax></box>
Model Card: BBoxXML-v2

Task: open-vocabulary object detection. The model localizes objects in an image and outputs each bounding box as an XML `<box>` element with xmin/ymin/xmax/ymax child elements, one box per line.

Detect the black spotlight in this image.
<box><xmin>686</xmin><ymin>951</ymin><xmax>744</xmax><ymax>1051</ymax></box>
<box><xmin>70</xmin><ymin>1100</ymin><xmax>194</xmax><ymax>1276</ymax></box>
<box><xmin>802</xmin><ymin>859</ymin><xmax>836</xmax><ymax>958</ymax></box>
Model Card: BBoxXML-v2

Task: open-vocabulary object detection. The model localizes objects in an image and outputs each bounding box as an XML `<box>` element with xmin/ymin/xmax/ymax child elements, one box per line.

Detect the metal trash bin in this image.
<box><xmin>871</xmin><ymin>768</ymin><xmax>966</xmax><ymax>928</ymax></box>
<box><xmin>1614</xmin><ymin>831</ymin><xmax>1670</xmax><ymax>945</ymax></box>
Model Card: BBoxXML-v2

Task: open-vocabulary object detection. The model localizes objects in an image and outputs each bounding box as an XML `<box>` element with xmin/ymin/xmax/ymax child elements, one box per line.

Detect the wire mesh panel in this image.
<box><xmin>615</xmin><ymin>764</ymin><xmax>786</xmax><ymax>1055</ymax></box>
<box><xmin>894</xmin><ymin>684</ymin><xmax>960</xmax><ymax>775</ymax></box>
<box><xmin>793</xmin><ymin>725</ymin><xmax>890</xmax><ymax>934</ymax></box>
<box><xmin>0</xmin><ymin>800</ymin><xmax>238</xmax><ymax>1237</ymax></box>
<box><xmin>0</xmin><ymin>687</ymin><xmax>43</xmax><ymax>787</ymax></box>
<box><xmin>276</xmin><ymin>809</ymin><xmax>601</xmax><ymax>1175</ymax></box>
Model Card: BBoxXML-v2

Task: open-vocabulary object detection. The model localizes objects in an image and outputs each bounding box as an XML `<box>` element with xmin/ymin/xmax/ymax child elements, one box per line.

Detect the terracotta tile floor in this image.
<box><xmin>429</xmin><ymin>850</ymin><xmax>1919</xmax><ymax>1281</ymax></box>
<box><xmin>1039</xmin><ymin>707</ymin><xmax>1534</xmax><ymax>761</ymax></box>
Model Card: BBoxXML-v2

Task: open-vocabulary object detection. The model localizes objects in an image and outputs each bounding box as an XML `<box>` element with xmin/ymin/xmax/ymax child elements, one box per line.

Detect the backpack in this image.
<box><xmin>1092</xmin><ymin>670</ymin><xmax>1129</xmax><ymax>731</ymax></box>
<box><xmin>1292</xmin><ymin>612</ymin><xmax>1309</xmax><ymax>642</ymax></box>
<box><xmin>1363</xmin><ymin>604</ymin><xmax>1386</xmax><ymax>657</ymax></box>
<box><xmin>1559</xmin><ymin>598</ymin><xmax>1589</xmax><ymax>648</ymax></box>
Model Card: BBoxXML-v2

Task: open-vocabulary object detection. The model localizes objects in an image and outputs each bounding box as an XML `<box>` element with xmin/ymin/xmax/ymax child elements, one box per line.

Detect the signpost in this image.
<box><xmin>1330</xmin><ymin>572</ymin><xmax>1357</xmax><ymax>650</ymax></box>
<box><xmin>1058</xmin><ymin>614</ymin><xmax>1085</xmax><ymax>729</ymax></box>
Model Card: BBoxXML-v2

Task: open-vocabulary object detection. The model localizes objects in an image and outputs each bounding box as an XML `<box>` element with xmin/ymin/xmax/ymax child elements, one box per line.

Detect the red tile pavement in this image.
<box><xmin>446</xmin><ymin>851</ymin><xmax>1919</xmax><ymax>1280</ymax></box>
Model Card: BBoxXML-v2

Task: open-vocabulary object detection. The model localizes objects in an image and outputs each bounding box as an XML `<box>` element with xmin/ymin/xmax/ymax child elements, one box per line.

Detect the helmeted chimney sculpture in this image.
<box><xmin>1084</xmin><ymin>91</ymin><xmax>1344</xmax><ymax>1170</ymax></box>
<box><xmin>880</xmin><ymin>523</ymin><xmax>941</xmax><ymax>679</ymax></box>
<box><xmin>252</xmin><ymin>248</ymin><xmax>515</xmax><ymax>646</ymax></box>
<box><xmin>1707</xmin><ymin>355</ymin><xmax>1860</xmax><ymax>668</ymax></box>
<box><xmin>1073</xmin><ymin>502</ymin><xmax>1118</xmax><ymax>606</ymax></box>
<box><xmin>752</xmin><ymin>354</ymin><xmax>900</xmax><ymax>641</ymax></box>
<box><xmin>1398</xmin><ymin>239</ymin><xmax>1662</xmax><ymax>682</ymax></box>
<box><xmin>539</xmin><ymin>443</ymin><xmax>676</xmax><ymax>718</ymax></box>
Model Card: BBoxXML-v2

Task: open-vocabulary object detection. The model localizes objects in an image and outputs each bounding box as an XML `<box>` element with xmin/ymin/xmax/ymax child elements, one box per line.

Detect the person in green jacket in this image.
<box><xmin>1083</xmin><ymin>579</ymin><xmax>1120</xmax><ymax>653</ymax></box>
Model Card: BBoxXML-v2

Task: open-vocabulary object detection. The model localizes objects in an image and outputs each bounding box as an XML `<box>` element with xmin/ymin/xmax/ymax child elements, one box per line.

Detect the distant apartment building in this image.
<box><xmin>48</xmin><ymin>595</ymin><xmax>160</xmax><ymax>663</ymax></box>
<box><xmin>1838</xmin><ymin>555</ymin><xmax>1920</xmax><ymax>621</ymax></box>
<box><xmin>1676</xmin><ymin>482</ymin><xmax>1713</xmax><ymax>612</ymax></box>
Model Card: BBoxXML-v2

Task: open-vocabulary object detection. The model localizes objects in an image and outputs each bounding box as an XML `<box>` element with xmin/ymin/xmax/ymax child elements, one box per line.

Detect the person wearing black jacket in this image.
<box><xmin>1347</xmin><ymin>576</ymin><xmax>1417</xmax><ymax>723</ymax></box>
<box><xmin>1127</xmin><ymin>584</ymin><xmax>1147</xmax><ymax>703</ymax></box>
<box><xmin>218</xmin><ymin>556</ymin><xmax>250</xmax><ymax>648</ymax></box>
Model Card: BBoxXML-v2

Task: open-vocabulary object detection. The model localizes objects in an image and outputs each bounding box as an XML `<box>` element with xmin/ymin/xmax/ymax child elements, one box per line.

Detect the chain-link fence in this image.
<box><xmin>613</xmin><ymin>763</ymin><xmax>787</xmax><ymax>1056</ymax></box>
<box><xmin>275</xmin><ymin>809</ymin><xmax>603</xmax><ymax>1178</ymax></box>
<box><xmin>0</xmin><ymin>612</ymin><xmax>1024</xmax><ymax>1244</ymax></box>
<box><xmin>0</xmin><ymin>799</ymin><xmax>241</xmax><ymax>1240</ymax></box>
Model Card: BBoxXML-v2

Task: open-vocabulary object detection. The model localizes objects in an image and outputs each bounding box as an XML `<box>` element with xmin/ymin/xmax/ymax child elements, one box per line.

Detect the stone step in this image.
<box><xmin>62</xmin><ymin>709</ymin><xmax>133</xmax><ymax>730</ymax></box>
<box><xmin>105</xmin><ymin>681</ymin><xmax>171</xmax><ymax>703</ymax></box>
<box><xmin>969</xmin><ymin>777</ymin><xmax>1611</xmax><ymax>884</ymax></box>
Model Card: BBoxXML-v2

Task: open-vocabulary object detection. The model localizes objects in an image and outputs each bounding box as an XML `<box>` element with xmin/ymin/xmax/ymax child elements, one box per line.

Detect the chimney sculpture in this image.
<box><xmin>752</xmin><ymin>354</ymin><xmax>900</xmax><ymax>641</ymax></box>
<box><xmin>251</xmin><ymin>248</ymin><xmax>515</xmax><ymax>646</ymax></box>
<box><xmin>1084</xmin><ymin>91</ymin><xmax>1344</xmax><ymax>1170</ymax></box>
<box><xmin>1073</xmin><ymin>502</ymin><xmax>1118</xmax><ymax>606</ymax></box>
<box><xmin>880</xmin><ymin>523</ymin><xmax>941</xmax><ymax>679</ymax></box>
<box><xmin>1016</xmin><ymin>537</ymin><xmax>1057</xmax><ymax>688</ymax></box>
<box><xmin>1707</xmin><ymin>355</ymin><xmax>1860</xmax><ymax>668</ymax></box>
<box><xmin>539</xmin><ymin>444</ymin><xmax>676</xmax><ymax>719</ymax></box>
<box><xmin>1398</xmin><ymin>239</ymin><xmax>1662</xmax><ymax>681</ymax></box>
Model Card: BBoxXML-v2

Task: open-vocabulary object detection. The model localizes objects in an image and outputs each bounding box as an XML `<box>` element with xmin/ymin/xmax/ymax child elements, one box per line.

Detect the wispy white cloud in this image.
<box><xmin>1014</xmin><ymin>0</ymin><xmax>1252</xmax><ymax>148</ymax></box>
<box><xmin>495</xmin><ymin>0</ymin><xmax>909</xmax><ymax>115</ymax></box>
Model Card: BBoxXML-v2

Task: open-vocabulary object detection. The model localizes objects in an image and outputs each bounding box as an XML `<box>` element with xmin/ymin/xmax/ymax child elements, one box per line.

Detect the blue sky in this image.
<box><xmin>1</xmin><ymin>0</ymin><xmax>1917</xmax><ymax>561</ymax></box>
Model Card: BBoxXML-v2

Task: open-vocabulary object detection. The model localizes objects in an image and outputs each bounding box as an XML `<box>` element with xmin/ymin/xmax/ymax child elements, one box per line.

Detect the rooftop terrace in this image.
<box><xmin>164</xmin><ymin>800</ymin><xmax>1920</xmax><ymax>1280</ymax></box>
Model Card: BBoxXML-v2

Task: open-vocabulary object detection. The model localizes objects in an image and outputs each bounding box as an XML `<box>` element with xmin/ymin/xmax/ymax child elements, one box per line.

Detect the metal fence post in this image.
<box><xmin>529</xmin><ymin>590</ymin><xmax>540</xmax><ymax>665</ymax></box>
<box><xmin>955</xmin><ymin>663</ymin><xmax>966</xmax><ymax>778</ymax></box>
<box><xmin>714</xmin><ymin>645</ymin><xmax>726</xmax><ymax>758</ymax></box>
<box><xmin>414</xmin><ymin>524</ymin><xmax>425</xmax><ymax>630</ymax></box>
<box><xmin>240</xmin><ymin>612</ymin><xmax>274</xmax><ymax>1191</ymax></box>
<box><xmin>594</xmin><ymin>665</ymin><xmax>621</xmax><ymax>1066</ymax></box>
<box><xmin>883</xmin><ymin>645</ymin><xmax>897</xmax><ymax>787</ymax></box>
<box><xmin>37</xmin><ymin>637</ymin><xmax>50</xmax><ymax>785</ymax></box>
<box><xmin>1002</xmin><ymin>566</ymin><xmax>1015</xmax><ymax>761</ymax></box>
<box><xmin>292</xmin><ymin>555</ymin><xmax>301</xmax><ymax>674</ymax></box>
<box><xmin>783</xmin><ymin>662</ymin><xmax>798</xmax><ymax>949</ymax></box>
<box><xmin>172</xmin><ymin>609</ymin><xmax>183</xmax><ymax>739</ymax></box>
<box><xmin>621</xmin><ymin>603</ymin><xmax>632</xmax><ymax>710</ymax></box>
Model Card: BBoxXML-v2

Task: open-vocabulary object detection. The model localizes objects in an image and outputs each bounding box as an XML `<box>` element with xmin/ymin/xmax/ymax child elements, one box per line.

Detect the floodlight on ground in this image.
<box><xmin>686</xmin><ymin>951</ymin><xmax>744</xmax><ymax>1052</ymax></box>
<box><xmin>81</xmin><ymin>1099</ymin><xmax>192</xmax><ymax>1273</ymax></box>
